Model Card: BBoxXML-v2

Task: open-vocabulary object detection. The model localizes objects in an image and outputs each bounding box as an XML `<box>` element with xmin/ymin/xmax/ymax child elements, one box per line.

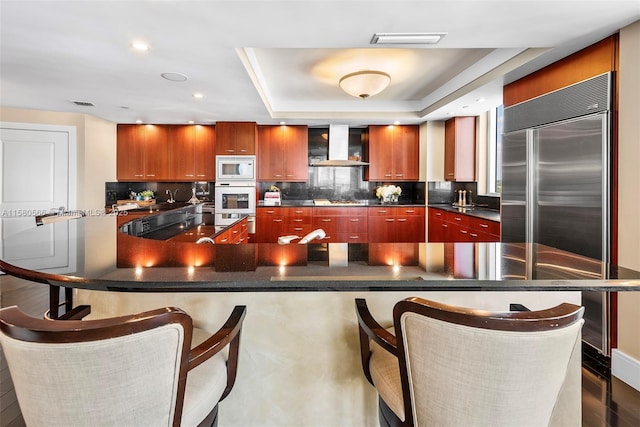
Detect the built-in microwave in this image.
<box><xmin>216</xmin><ymin>155</ymin><xmax>256</xmax><ymax>181</ymax></box>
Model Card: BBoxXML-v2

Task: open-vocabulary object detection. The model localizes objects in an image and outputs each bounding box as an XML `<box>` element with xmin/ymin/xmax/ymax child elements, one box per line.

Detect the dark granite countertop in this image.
<box><xmin>1</xmin><ymin>214</ymin><xmax>639</xmax><ymax>293</ymax></box>
<box><xmin>428</xmin><ymin>203</ymin><xmax>501</xmax><ymax>222</ymax></box>
<box><xmin>258</xmin><ymin>200</ymin><xmax>426</xmax><ymax>207</ymax></box>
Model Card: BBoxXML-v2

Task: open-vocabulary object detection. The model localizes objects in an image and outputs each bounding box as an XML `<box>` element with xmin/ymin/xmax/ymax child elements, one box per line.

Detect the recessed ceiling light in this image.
<box><xmin>69</xmin><ymin>100</ymin><xmax>94</xmax><ymax>107</ymax></box>
<box><xmin>461</xmin><ymin>105</ymin><xmax>469</xmax><ymax>109</ymax></box>
<box><xmin>476</xmin><ymin>97</ymin><xmax>486</xmax><ymax>103</ymax></box>
<box><xmin>370</xmin><ymin>32</ymin><xmax>447</xmax><ymax>45</ymax></box>
<box><xmin>131</xmin><ymin>40</ymin><xmax>150</xmax><ymax>52</ymax></box>
<box><xmin>161</xmin><ymin>72</ymin><xmax>188</xmax><ymax>82</ymax></box>
<box><xmin>135</xmin><ymin>119</ymin><xmax>143</xmax><ymax>124</ymax></box>
<box><xmin>193</xmin><ymin>93</ymin><xmax>204</xmax><ymax>99</ymax></box>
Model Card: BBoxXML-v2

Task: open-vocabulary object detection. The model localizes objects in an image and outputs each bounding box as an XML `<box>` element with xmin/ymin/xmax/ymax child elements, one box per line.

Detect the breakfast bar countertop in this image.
<box><xmin>1</xmin><ymin>214</ymin><xmax>639</xmax><ymax>293</ymax></box>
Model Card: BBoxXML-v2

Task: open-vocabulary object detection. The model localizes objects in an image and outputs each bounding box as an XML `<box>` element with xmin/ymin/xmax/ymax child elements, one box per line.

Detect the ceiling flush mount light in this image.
<box><xmin>370</xmin><ymin>32</ymin><xmax>447</xmax><ymax>45</ymax></box>
<box><xmin>192</xmin><ymin>93</ymin><xmax>204</xmax><ymax>99</ymax></box>
<box><xmin>339</xmin><ymin>70</ymin><xmax>391</xmax><ymax>100</ymax></box>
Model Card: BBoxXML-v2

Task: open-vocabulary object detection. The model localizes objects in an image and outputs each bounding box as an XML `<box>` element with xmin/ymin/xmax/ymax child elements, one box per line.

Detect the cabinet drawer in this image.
<box><xmin>368</xmin><ymin>207</ymin><xmax>395</xmax><ymax>216</ymax></box>
<box><xmin>396</xmin><ymin>207</ymin><xmax>425</xmax><ymax>216</ymax></box>
<box><xmin>284</xmin><ymin>207</ymin><xmax>312</xmax><ymax>218</ymax></box>
<box><xmin>468</xmin><ymin>216</ymin><xmax>500</xmax><ymax>235</ymax></box>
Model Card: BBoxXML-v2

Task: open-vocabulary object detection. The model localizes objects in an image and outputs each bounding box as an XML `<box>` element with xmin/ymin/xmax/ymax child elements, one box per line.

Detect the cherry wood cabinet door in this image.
<box><xmin>282</xmin><ymin>125</ymin><xmax>308</xmax><ymax>181</ymax></box>
<box><xmin>215</xmin><ymin>122</ymin><xmax>256</xmax><ymax>155</ymax></box>
<box><xmin>117</xmin><ymin>125</ymin><xmax>145</xmax><ymax>180</ymax></box>
<box><xmin>395</xmin><ymin>207</ymin><xmax>425</xmax><ymax>242</ymax></box>
<box><xmin>444</xmin><ymin>116</ymin><xmax>476</xmax><ymax>182</ymax></box>
<box><xmin>393</xmin><ymin>125</ymin><xmax>419</xmax><ymax>181</ymax></box>
<box><xmin>143</xmin><ymin>125</ymin><xmax>169</xmax><ymax>180</ymax></box>
<box><xmin>366</xmin><ymin>125</ymin><xmax>419</xmax><ymax>181</ymax></box>
<box><xmin>257</xmin><ymin>126</ymin><xmax>282</xmax><ymax>180</ymax></box>
<box><xmin>255</xmin><ymin>207</ymin><xmax>285</xmax><ymax>243</ymax></box>
<box><xmin>367</xmin><ymin>126</ymin><xmax>394</xmax><ymax>180</ymax></box>
<box><xmin>258</xmin><ymin>125</ymin><xmax>308</xmax><ymax>181</ymax></box>
<box><xmin>169</xmin><ymin>125</ymin><xmax>196</xmax><ymax>180</ymax></box>
<box><xmin>193</xmin><ymin>125</ymin><xmax>215</xmax><ymax>180</ymax></box>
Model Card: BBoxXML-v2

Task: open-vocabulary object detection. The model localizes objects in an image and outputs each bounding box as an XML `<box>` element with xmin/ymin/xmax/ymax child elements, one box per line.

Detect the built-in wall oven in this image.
<box><xmin>214</xmin><ymin>155</ymin><xmax>256</xmax><ymax>231</ymax></box>
<box><xmin>214</xmin><ymin>182</ymin><xmax>256</xmax><ymax>231</ymax></box>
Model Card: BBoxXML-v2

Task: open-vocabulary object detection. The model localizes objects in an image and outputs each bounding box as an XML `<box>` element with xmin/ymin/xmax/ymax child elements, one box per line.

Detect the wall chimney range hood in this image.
<box><xmin>310</xmin><ymin>124</ymin><xmax>368</xmax><ymax>166</ymax></box>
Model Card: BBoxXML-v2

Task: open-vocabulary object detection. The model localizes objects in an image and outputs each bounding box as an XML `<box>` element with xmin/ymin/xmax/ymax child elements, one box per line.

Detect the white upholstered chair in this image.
<box><xmin>0</xmin><ymin>304</ymin><xmax>246</xmax><ymax>427</ymax></box>
<box><xmin>355</xmin><ymin>297</ymin><xmax>584</xmax><ymax>427</ymax></box>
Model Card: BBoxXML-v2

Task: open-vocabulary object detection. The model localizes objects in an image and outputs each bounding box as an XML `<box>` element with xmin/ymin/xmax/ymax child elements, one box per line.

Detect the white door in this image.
<box><xmin>0</xmin><ymin>123</ymin><xmax>77</xmax><ymax>272</ymax></box>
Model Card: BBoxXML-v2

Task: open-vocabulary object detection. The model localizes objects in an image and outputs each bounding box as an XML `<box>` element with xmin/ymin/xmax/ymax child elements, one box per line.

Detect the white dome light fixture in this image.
<box><xmin>339</xmin><ymin>70</ymin><xmax>391</xmax><ymax>100</ymax></box>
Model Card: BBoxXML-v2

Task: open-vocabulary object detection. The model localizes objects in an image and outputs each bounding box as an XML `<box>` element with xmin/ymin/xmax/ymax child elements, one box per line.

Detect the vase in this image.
<box><xmin>381</xmin><ymin>194</ymin><xmax>399</xmax><ymax>204</ymax></box>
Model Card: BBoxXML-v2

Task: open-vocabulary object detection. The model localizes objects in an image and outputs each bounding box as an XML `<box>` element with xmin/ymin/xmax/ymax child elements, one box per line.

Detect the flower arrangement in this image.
<box><xmin>139</xmin><ymin>190</ymin><xmax>155</xmax><ymax>200</ymax></box>
<box><xmin>376</xmin><ymin>185</ymin><xmax>401</xmax><ymax>204</ymax></box>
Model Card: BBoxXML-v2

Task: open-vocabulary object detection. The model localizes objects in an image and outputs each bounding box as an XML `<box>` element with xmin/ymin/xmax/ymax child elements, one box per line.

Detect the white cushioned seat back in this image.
<box><xmin>400</xmin><ymin>313</ymin><xmax>583</xmax><ymax>427</ymax></box>
<box><xmin>0</xmin><ymin>323</ymin><xmax>184</xmax><ymax>427</ymax></box>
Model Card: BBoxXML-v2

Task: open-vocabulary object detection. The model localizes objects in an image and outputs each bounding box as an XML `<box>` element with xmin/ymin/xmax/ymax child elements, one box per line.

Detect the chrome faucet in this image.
<box><xmin>166</xmin><ymin>189</ymin><xmax>178</xmax><ymax>203</ymax></box>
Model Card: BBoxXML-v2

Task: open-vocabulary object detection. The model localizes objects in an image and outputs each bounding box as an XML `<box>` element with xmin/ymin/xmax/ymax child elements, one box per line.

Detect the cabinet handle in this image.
<box><xmin>470</xmin><ymin>233</ymin><xmax>478</xmax><ymax>237</ymax></box>
<box><xmin>405</xmin><ymin>209</ymin><xmax>415</xmax><ymax>213</ymax></box>
<box><xmin>294</xmin><ymin>210</ymin><xmax>303</xmax><ymax>214</ymax></box>
<box><xmin>219</xmin><ymin>238</ymin><xmax>229</xmax><ymax>243</ymax></box>
<box><xmin>321</xmin><ymin>218</ymin><xmax>332</xmax><ymax>222</ymax></box>
<box><xmin>266</xmin><ymin>210</ymin><xmax>275</xmax><ymax>214</ymax></box>
<box><xmin>385</xmin><ymin>174</ymin><xmax>393</xmax><ymax>177</ymax></box>
<box><xmin>134</xmin><ymin>174</ymin><xmax>144</xmax><ymax>177</ymax></box>
<box><xmin>385</xmin><ymin>219</ymin><xmax>395</xmax><ymax>222</ymax></box>
<box><xmin>479</xmin><ymin>224</ymin><xmax>489</xmax><ymax>228</ymax></box>
<box><xmin>274</xmin><ymin>174</ymin><xmax>282</xmax><ymax>177</ymax></box>
<box><xmin>349</xmin><ymin>218</ymin><xmax>360</xmax><ymax>222</ymax></box>
<box><xmin>460</xmin><ymin>230</ymin><xmax>467</xmax><ymax>234</ymax></box>
<box><xmin>197</xmin><ymin>174</ymin><xmax>206</xmax><ymax>177</ymax></box>
<box><xmin>435</xmin><ymin>212</ymin><xmax>442</xmax><ymax>216</ymax></box>
<box><xmin>377</xmin><ymin>210</ymin><xmax>388</xmax><ymax>214</ymax></box>
<box><xmin>454</xmin><ymin>217</ymin><xmax>462</xmax><ymax>221</ymax></box>
<box><xmin>293</xmin><ymin>219</ymin><xmax>303</xmax><ymax>222</ymax></box>
<box><xmin>349</xmin><ymin>235</ymin><xmax>360</xmax><ymax>240</ymax></box>
<box><xmin>395</xmin><ymin>174</ymin><xmax>403</xmax><ymax>177</ymax></box>
<box><xmin>442</xmin><ymin>224</ymin><xmax>448</xmax><ymax>228</ymax></box>
<box><xmin>293</xmin><ymin>227</ymin><xmax>303</xmax><ymax>231</ymax></box>
<box><xmin>397</xmin><ymin>218</ymin><xmax>407</xmax><ymax>222</ymax></box>
<box><xmin>232</xmin><ymin>229</ymin><xmax>239</xmax><ymax>234</ymax></box>
<box><xmin>447</xmin><ymin>173</ymin><xmax>454</xmax><ymax>176</ymax></box>
<box><xmin>239</xmin><ymin>149</ymin><xmax>247</xmax><ymax>152</ymax></box>
<box><xmin>185</xmin><ymin>174</ymin><xmax>194</xmax><ymax>177</ymax></box>
<box><xmin>286</xmin><ymin>174</ymin><xmax>295</xmax><ymax>177</ymax></box>
<box><xmin>225</xmin><ymin>149</ymin><xmax>234</xmax><ymax>152</ymax></box>
<box><xmin>273</xmin><ymin>219</ymin><xmax>283</xmax><ymax>223</ymax></box>
<box><xmin>146</xmin><ymin>174</ymin><xmax>155</xmax><ymax>177</ymax></box>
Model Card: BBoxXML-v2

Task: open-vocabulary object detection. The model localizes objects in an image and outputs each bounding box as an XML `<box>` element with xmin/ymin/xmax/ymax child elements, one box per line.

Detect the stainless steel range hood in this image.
<box><xmin>310</xmin><ymin>124</ymin><xmax>368</xmax><ymax>166</ymax></box>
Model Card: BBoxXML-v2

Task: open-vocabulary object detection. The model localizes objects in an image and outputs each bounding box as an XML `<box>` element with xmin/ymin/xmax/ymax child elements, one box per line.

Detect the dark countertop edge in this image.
<box><xmin>428</xmin><ymin>204</ymin><xmax>501</xmax><ymax>222</ymax></box>
<box><xmin>258</xmin><ymin>200</ymin><xmax>426</xmax><ymax>207</ymax></box>
<box><xmin>49</xmin><ymin>279</ymin><xmax>640</xmax><ymax>293</ymax></box>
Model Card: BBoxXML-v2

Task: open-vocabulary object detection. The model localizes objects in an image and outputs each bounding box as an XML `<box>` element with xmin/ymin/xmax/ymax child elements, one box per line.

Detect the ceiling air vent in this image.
<box><xmin>69</xmin><ymin>100</ymin><xmax>95</xmax><ymax>107</ymax></box>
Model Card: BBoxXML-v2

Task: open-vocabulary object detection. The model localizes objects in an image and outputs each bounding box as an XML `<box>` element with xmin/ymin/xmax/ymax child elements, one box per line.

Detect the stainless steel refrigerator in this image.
<box><xmin>501</xmin><ymin>72</ymin><xmax>612</xmax><ymax>356</ymax></box>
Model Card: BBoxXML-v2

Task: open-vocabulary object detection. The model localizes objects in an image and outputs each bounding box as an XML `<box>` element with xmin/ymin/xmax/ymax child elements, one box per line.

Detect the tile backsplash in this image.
<box><xmin>428</xmin><ymin>181</ymin><xmax>500</xmax><ymax>210</ymax></box>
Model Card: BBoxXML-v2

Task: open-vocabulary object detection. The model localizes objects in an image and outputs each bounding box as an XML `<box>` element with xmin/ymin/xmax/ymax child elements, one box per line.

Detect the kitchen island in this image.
<box><xmin>2</xmin><ymin>213</ymin><xmax>639</xmax><ymax>427</ymax></box>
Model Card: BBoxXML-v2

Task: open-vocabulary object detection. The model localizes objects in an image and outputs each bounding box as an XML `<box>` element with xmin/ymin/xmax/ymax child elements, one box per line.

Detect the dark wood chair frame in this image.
<box><xmin>355</xmin><ymin>297</ymin><xmax>584</xmax><ymax>427</ymax></box>
<box><xmin>1</xmin><ymin>304</ymin><xmax>247</xmax><ymax>427</ymax></box>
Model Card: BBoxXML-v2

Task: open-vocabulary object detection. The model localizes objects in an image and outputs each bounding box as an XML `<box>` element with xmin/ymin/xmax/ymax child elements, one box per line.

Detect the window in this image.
<box><xmin>487</xmin><ymin>105</ymin><xmax>503</xmax><ymax>194</ymax></box>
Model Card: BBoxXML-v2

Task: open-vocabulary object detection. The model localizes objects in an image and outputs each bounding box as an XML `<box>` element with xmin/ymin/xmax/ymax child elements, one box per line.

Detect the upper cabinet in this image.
<box><xmin>257</xmin><ymin>125</ymin><xmax>308</xmax><ymax>182</ymax></box>
<box><xmin>215</xmin><ymin>121</ymin><xmax>257</xmax><ymax>155</ymax></box>
<box><xmin>168</xmin><ymin>125</ymin><xmax>215</xmax><ymax>181</ymax></box>
<box><xmin>117</xmin><ymin>124</ymin><xmax>170</xmax><ymax>181</ymax></box>
<box><xmin>444</xmin><ymin>116</ymin><xmax>476</xmax><ymax>182</ymax></box>
<box><xmin>365</xmin><ymin>125</ymin><xmax>419</xmax><ymax>181</ymax></box>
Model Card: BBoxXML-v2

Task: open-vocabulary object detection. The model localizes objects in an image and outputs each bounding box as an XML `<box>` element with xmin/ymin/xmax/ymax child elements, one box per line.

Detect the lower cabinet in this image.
<box><xmin>368</xmin><ymin>207</ymin><xmax>425</xmax><ymax>243</ymax></box>
<box><xmin>215</xmin><ymin>217</ymin><xmax>249</xmax><ymax>244</ymax></box>
<box><xmin>428</xmin><ymin>207</ymin><xmax>500</xmax><ymax>242</ymax></box>
<box><xmin>255</xmin><ymin>207</ymin><xmax>313</xmax><ymax>243</ymax></box>
<box><xmin>313</xmin><ymin>207</ymin><xmax>368</xmax><ymax>243</ymax></box>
